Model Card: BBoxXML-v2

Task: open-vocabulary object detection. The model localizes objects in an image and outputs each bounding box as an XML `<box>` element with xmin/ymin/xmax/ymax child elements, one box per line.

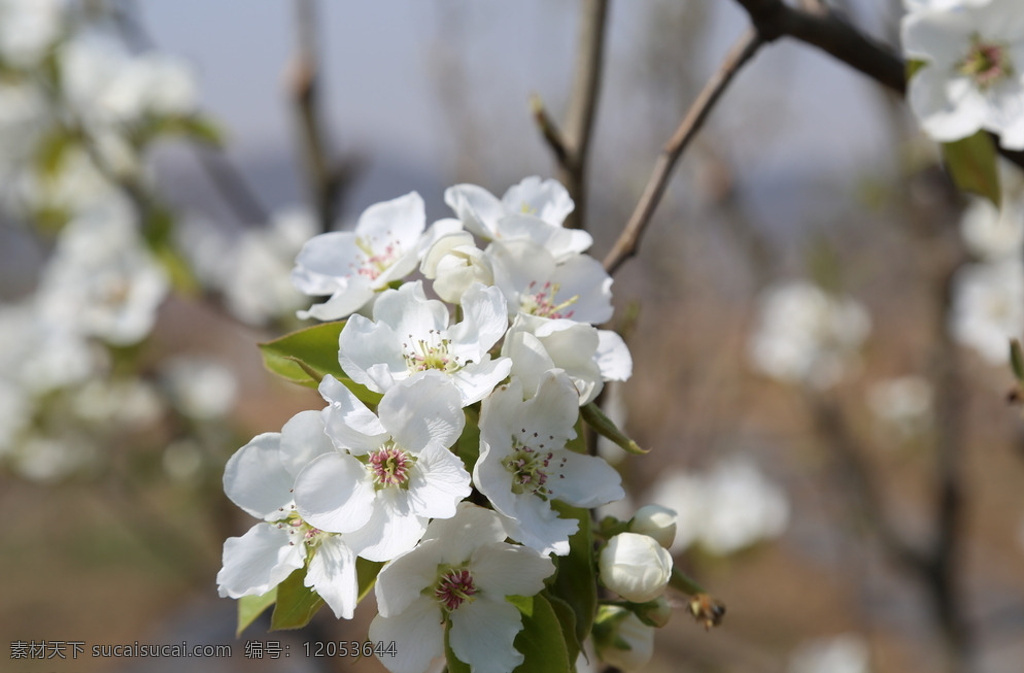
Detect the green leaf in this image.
<box><xmin>270</xmin><ymin>568</ymin><xmax>324</xmax><ymax>630</ymax></box>
<box><xmin>444</xmin><ymin>624</ymin><xmax>472</xmax><ymax>673</ymax></box>
<box><xmin>581</xmin><ymin>403</ymin><xmax>647</xmax><ymax>455</ymax></box>
<box><xmin>546</xmin><ymin>594</ymin><xmax>581</xmax><ymax>665</ymax></box>
<box><xmin>906</xmin><ymin>58</ymin><xmax>926</xmax><ymax>80</ymax></box>
<box><xmin>549</xmin><ymin>503</ymin><xmax>597</xmax><ymax>646</ymax></box>
<box><xmin>259</xmin><ymin>322</ymin><xmax>381</xmax><ymax>404</ymax></box>
<box><xmin>237</xmin><ymin>588</ymin><xmax>277</xmax><ymax>636</ymax></box>
<box><xmin>941</xmin><ymin>130</ymin><xmax>1001</xmax><ymax>206</ymax></box>
<box><xmin>138</xmin><ymin>114</ymin><xmax>225</xmax><ymax>148</ymax></box>
<box><xmin>1011</xmin><ymin>339</ymin><xmax>1024</xmax><ymax>383</ymax></box>
<box><xmin>511</xmin><ymin>594</ymin><xmax>573</xmax><ymax>673</ymax></box>
<box><xmin>357</xmin><ymin>557</ymin><xmax>384</xmax><ymax>602</ymax></box>
<box><xmin>455</xmin><ymin>405</ymin><xmax>481</xmax><ymax>472</ymax></box>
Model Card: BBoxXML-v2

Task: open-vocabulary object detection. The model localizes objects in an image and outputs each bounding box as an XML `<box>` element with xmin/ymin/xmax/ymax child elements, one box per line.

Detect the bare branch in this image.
<box><xmin>603</xmin><ymin>29</ymin><xmax>763</xmax><ymax>275</ymax></box>
<box><xmin>533</xmin><ymin>0</ymin><xmax>609</xmax><ymax>231</ymax></box>
<box><xmin>290</xmin><ymin>0</ymin><xmax>346</xmax><ymax>233</ymax></box>
<box><xmin>732</xmin><ymin>0</ymin><xmax>1024</xmax><ymax>171</ymax></box>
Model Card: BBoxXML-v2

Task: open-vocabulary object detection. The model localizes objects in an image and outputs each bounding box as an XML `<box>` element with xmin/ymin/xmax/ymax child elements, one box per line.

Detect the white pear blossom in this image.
<box><xmin>339</xmin><ymin>281</ymin><xmax>512</xmax><ymax>406</ymax></box>
<box><xmin>0</xmin><ymin>0</ymin><xmax>64</xmax><ymax>69</ymax></box>
<box><xmin>159</xmin><ymin>356</ymin><xmax>238</xmax><ymax>420</ymax></box>
<box><xmin>866</xmin><ymin>376</ymin><xmax>934</xmax><ymax>437</ymax></box>
<box><xmin>420</xmin><ymin>231</ymin><xmax>494</xmax><ymax>304</ymax></box>
<box><xmin>369</xmin><ymin>503</ymin><xmax>555</xmax><ymax>673</ymax></box>
<box><xmin>788</xmin><ymin>634</ymin><xmax>871</xmax><ymax>673</ymax></box>
<box><xmin>593</xmin><ymin>607</ymin><xmax>655</xmax><ymax>672</ymax></box>
<box><xmin>225</xmin><ymin>208</ymin><xmax>318</xmax><ymax>325</ymax></box>
<box><xmin>488</xmin><ymin>238</ymin><xmax>613</xmax><ymax>323</ymax></box>
<box><xmin>748</xmin><ymin>280</ymin><xmax>870</xmax><ymax>389</ymax></box>
<box><xmin>474</xmin><ymin>373</ymin><xmax>624</xmax><ymax>555</ymax></box>
<box><xmin>629</xmin><ymin>504</ymin><xmax>678</xmax><ymax>549</ymax></box>
<box><xmin>292</xmin><ymin>192</ymin><xmax>428</xmax><ymax>320</ymax></box>
<box><xmin>960</xmin><ymin>196</ymin><xmax>1024</xmax><ymax>261</ymax></box>
<box><xmin>36</xmin><ymin>202</ymin><xmax>169</xmax><ymax>346</ymax></box>
<box><xmin>501</xmin><ymin>313</ymin><xmax>631</xmax><ymax>404</ymax></box>
<box><xmin>647</xmin><ymin>457</ymin><xmax>790</xmax><ymax>555</ymax></box>
<box><xmin>598</xmin><ymin>532</ymin><xmax>673</xmax><ymax>603</ymax></box>
<box><xmin>949</xmin><ymin>259</ymin><xmax>1024</xmax><ymax>364</ymax></box>
<box><xmin>293</xmin><ymin>373</ymin><xmax>470</xmax><ymax>562</ymax></box>
<box><xmin>902</xmin><ymin>0</ymin><xmax>1024</xmax><ymax>149</ymax></box>
<box><xmin>444</xmin><ymin>176</ymin><xmax>592</xmax><ymax>261</ymax></box>
<box><xmin>217</xmin><ymin>410</ymin><xmax>360</xmax><ymax>619</ymax></box>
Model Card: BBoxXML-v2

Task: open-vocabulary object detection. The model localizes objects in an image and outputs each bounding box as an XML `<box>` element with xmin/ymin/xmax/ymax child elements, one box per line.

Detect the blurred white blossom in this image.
<box><xmin>160</xmin><ymin>356</ymin><xmax>238</xmax><ymax>420</ymax></box>
<box><xmin>647</xmin><ymin>456</ymin><xmax>790</xmax><ymax>555</ymax></box>
<box><xmin>788</xmin><ymin>634</ymin><xmax>871</xmax><ymax>673</ymax></box>
<box><xmin>949</xmin><ymin>259</ymin><xmax>1024</xmax><ymax>364</ymax></box>
<box><xmin>749</xmin><ymin>280</ymin><xmax>870</xmax><ymax>389</ymax></box>
<box><xmin>960</xmin><ymin>196</ymin><xmax>1024</xmax><ymax>262</ymax></box>
<box><xmin>866</xmin><ymin>376</ymin><xmax>934</xmax><ymax>437</ymax></box>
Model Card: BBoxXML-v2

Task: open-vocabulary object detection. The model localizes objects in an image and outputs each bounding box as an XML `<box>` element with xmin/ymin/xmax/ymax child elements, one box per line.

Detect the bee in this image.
<box><xmin>688</xmin><ymin>593</ymin><xmax>726</xmax><ymax>631</ymax></box>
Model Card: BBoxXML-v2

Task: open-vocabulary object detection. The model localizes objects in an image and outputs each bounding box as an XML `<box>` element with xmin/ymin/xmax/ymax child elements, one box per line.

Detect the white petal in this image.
<box><xmin>596</xmin><ymin>330</ymin><xmax>633</xmax><ymax>382</ymax></box>
<box><xmin>291</xmin><ymin>231</ymin><xmax>359</xmax><ymax>296</ymax></box>
<box><xmin>306</xmin><ymin>535</ymin><xmax>358</xmax><ymax>619</ymax></box>
<box><xmin>445</xmin><ymin>183</ymin><xmax>504</xmax><ymax>239</ymax></box>
<box><xmin>223</xmin><ymin>433</ymin><xmax>293</xmax><ymax>520</ymax></box>
<box><xmin>344</xmin><ymin>489</ymin><xmax>428</xmax><ymax>561</ymax></box>
<box><xmin>339</xmin><ymin>314</ymin><xmax>405</xmax><ymax>392</ymax></box>
<box><xmin>356</xmin><ymin>192</ymin><xmax>426</xmax><ymax>250</ymax></box>
<box><xmin>299</xmin><ymin>285</ymin><xmax>375</xmax><ymax>322</ymax></box>
<box><xmin>369</xmin><ymin>598</ymin><xmax>444</xmax><ymax>673</ymax></box>
<box><xmin>501</xmin><ymin>176</ymin><xmax>574</xmax><ymax>227</ymax></box>
<box><xmin>470</xmin><ymin>543</ymin><xmax>554</xmax><ymax>598</ymax></box>
<box><xmin>319</xmin><ymin>375</ymin><xmax>388</xmax><ymax>454</ymax></box>
<box><xmin>406</xmin><ymin>446</ymin><xmax>472</xmax><ymax>519</ymax></box>
<box><xmin>293</xmin><ymin>452</ymin><xmax>376</xmax><ymax>533</ymax></box>
<box><xmin>449</xmin><ymin>357</ymin><xmax>513</xmax><ymax>406</ymax></box>
<box><xmin>217</xmin><ymin>523</ymin><xmax>304</xmax><ymax>598</ymax></box>
<box><xmin>422</xmin><ymin>502</ymin><xmax>508</xmax><ymax>558</ymax></box>
<box><xmin>451</xmin><ymin>283</ymin><xmax>509</xmax><ymax>355</ymax></box>
<box><xmin>379</xmin><ymin>373</ymin><xmax>466</xmax><ymax>452</ymax></box>
<box><xmin>449</xmin><ymin>599</ymin><xmax>525</xmax><ymax>673</ymax></box>
<box><xmin>278</xmin><ymin>409</ymin><xmax>335</xmax><ymax>478</ymax></box>
<box><xmin>374</xmin><ymin>538</ymin><xmax>446</xmax><ymax>616</ymax></box>
<box><xmin>550</xmin><ymin>451</ymin><xmax>625</xmax><ymax>508</ymax></box>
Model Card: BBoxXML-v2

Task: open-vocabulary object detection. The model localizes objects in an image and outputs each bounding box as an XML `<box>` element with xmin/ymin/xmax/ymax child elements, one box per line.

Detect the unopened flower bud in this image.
<box><xmin>629</xmin><ymin>504</ymin><xmax>677</xmax><ymax>549</ymax></box>
<box><xmin>593</xmin><ymin>606</ymin><xmax>654</xmax><ymax>672</ymax></box>
<box><xmin>635</xmin><ymin>595</ymin><xmax>672</xmax><ymax>628</ymax></box>
<box><xmin>599</xmin><ymin>532</ymin><xmax>673</xmax><ymax>603</ymax></box>
<box><xmin>420</xmin><ymin>232</ymin><xmax>493</xmax><ymax>303</ymax></box>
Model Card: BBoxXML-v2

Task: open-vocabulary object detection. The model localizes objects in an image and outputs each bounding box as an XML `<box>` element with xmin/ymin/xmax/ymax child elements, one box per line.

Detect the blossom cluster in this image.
<box><xmin>902</xmin><ymin>0</ymin><xmax>1024</xmax><ymax>150</ymax></box>
<box><xmin>216</xmin><ymin>178</ymin><xmax>684</xmax><ymax>673</ymax></box>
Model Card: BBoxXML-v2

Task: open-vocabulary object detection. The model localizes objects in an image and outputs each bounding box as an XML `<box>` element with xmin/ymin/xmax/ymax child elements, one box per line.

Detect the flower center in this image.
<box><xmin>519</xmin><ymin>201</ymin><xmax>538</xmax><ymax>216</ymax></box>
<box><xmin>434</xmin><ymin>567</ymin><xmax>477</xmax><ymax>612</ymax></box>
<box><xmin>521</xmin><ymin>281</ymin><xmax>578</xmax><ymax>319</ymax></box>
<box><xmin>958</xmin><ymin>35</ymin><xmax>1013</xmax><ymax>90</ymax></box>
<box><xmin>276</xmin><ymin>509</ymin><xmax>326</xmax><ymax>551</ymax></box>
<box><xmin>502</xmin><ymin>435</ymin><xmax>566</xmax><ymax>500</ymax></box>
<box><xmin>403</xmin><ymin>330</ymin><xmax>461</xmax><ymax>373</ymax></box>
<box><xmin>368</xmin><ymin>444</ymin><xmax>414</xmax><ymax>488</ymax></box>
<box><xmin>355</xmin><ymin>236</ymin><xmax>400</xmax><ymax>281</ymax></box>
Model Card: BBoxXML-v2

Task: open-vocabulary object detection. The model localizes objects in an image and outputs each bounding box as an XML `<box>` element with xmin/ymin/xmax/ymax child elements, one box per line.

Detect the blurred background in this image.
<box><xmin>2</xmin><ymin>1</ymin><xmax>1023</xmax><ymax>672</ymax></box>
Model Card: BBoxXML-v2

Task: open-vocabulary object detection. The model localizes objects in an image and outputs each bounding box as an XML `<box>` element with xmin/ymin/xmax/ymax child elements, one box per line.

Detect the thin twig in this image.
<box><xmin>534</xmin><ymin>0</ymin><xmax>609</xmax><ymax>231</ymax></box>
<box><xmin>290</xmin><ymin>0</ymin><xmax>344</xmax><ymax>233</ymax></box>
<box><xmin>603</xmin><ymin>29</ymin><xmax>763</xmax><ymax>275</ymax></box>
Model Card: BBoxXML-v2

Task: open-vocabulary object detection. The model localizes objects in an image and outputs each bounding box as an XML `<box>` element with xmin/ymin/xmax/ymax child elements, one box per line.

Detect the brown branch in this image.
<box><xmin>732</xmin><ymin>0</ymin><xmax>1024</xmax><ymax>171</ymax></box>
<box><xmin>290</xmin><ymin>0</ymin><xmax>347</xmax><ymax>233</ymax></box>
<box><xmin>603</xmin><ymin>29</ymin><xmax>763</xmax><ymax>275</ymax></box>
<box><xmin>534</xmin><ymin>0</ymin><xmax>609</xmax><ymax>231</ymax></box>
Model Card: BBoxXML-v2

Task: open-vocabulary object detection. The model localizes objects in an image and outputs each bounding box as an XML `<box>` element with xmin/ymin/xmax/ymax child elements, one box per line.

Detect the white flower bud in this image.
<box><xmin>629</xmin><ymin>504</ymin><xmax>677</xmax><ymax>549</ymax></box>
<box><xmin>599</xmin><ymin>532</ymin><xmax>673</xmax><ymax>603</ymax></box>
<box><xmin>421</xmin><ymin>231</ymin><xmax>493</xmax><ymax>303</ymax></box>
<box><xmin>594</xmin><ymin>607</ymin><xmax>654</xmax><ymax>671</ymax></box>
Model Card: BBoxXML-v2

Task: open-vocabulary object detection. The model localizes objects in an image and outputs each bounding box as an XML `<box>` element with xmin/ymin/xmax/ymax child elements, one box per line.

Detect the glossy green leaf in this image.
<box><xmin>271</xmin><ymin>568</ymin><xmax>324</xmax><ymax>630</ymax></box>
<box><xmin>357</xmin><ymin>558</ymin><xmax>384</xmax><ymax>602</ymax></box>
<box><xmin>549</xmin><ymin>502</ymin><xmax>597</xmax><ymax>646</ymax></box>
<box><xmin>259</xmin><ymin>323</ymin><xmax>382</xmax><ymax>404</ymax></box>
<box><xmin>546</xmin><ymin>594</ymin><xmax>581</xmax><ymax>665</ymax></box>
<box><xmin>941</xmin><ymin>130</ymin><xmax>1001</xmax><ymax>207</ymax></box>
<box><xmin>511</xmin><ymin>593</ymin><xmax>573</xmax><ymax>673</ymax></box>
<box><xmin>237</xmin><ymin>588</ymin><xmax>277</xmax><ymax>636</ymax></box>
<box><xmin>455</xmin><ymin>405</ymin><xmax>481</xmax><ymax>472</ymax></box>
<box><xmin>581</xmin><ymin>403</ymin><xmax>646</xmax><ymax>455</ymax></box>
